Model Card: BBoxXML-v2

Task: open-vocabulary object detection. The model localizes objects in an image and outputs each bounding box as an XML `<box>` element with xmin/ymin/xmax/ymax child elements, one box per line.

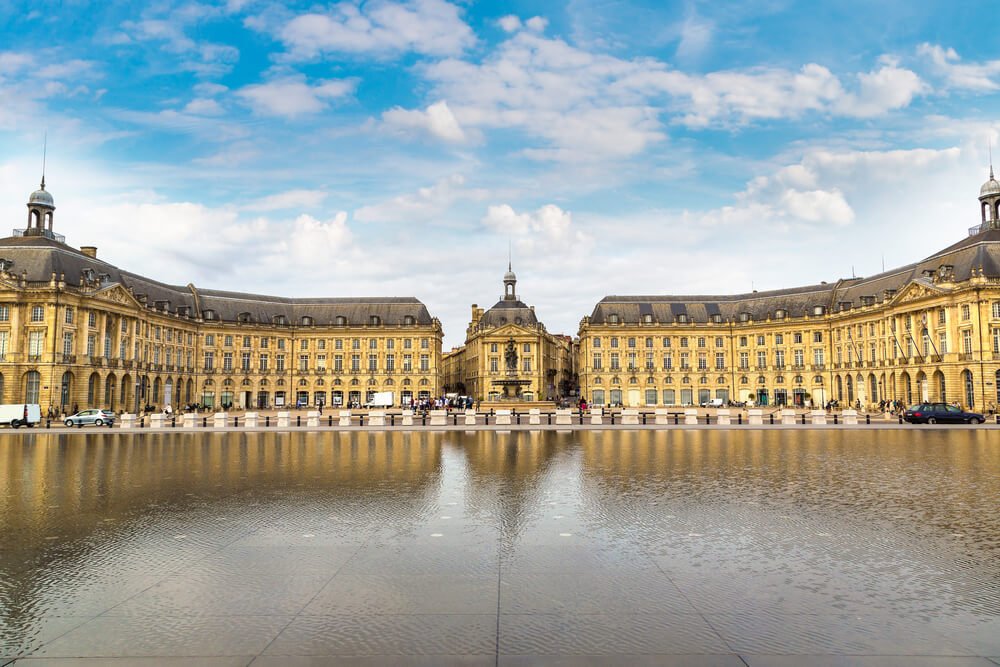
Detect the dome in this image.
<box><xmin>981</xmin><ymin>177</ymin><xmax>1000</xmax><ymax>197</ymax></box>
<box><xmin>504</xmin><ymin>269</ymin><xmax>516</xmax><ymax>281</ymax></box>
<box><xmin>28</xmin><ymin>184</ymin><xmax>54</xmax><ymax>208</ymax></box>
<box><xmin>479</xmin><ymin>299</ymin><xmax>539</xmax><ymax>329</ymax></box>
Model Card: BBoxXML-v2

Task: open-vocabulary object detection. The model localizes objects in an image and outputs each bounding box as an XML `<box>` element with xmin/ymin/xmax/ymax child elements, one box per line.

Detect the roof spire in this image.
<box><xmin>508</xmin><ymin>239</ymin><xmax>511</xmax><ymax>272</ymax></box>
<box><xmin>40</xmin><ymin>131</ymin><xmax>47</xmax><ymax>190</ymax></box>
<box><xmin>990</xmin><ymin>139</ymin><xmax>994</xmax><ymax>180</ymax></box>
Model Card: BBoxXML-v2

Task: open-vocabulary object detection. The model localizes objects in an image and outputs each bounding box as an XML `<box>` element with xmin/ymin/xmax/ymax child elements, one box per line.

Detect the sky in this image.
<box><xmin>1</xmin><ymin>0</ymin><xmax>1000</xmax><ymax>349</ymax></box>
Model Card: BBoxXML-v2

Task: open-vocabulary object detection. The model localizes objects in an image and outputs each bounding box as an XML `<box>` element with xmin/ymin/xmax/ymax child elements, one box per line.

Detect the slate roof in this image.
<box><xmin>477</xmin><ymin>298</ymin><xmax>540</xmax><ymax>329</ymax></box>
<box><xmin>589</xmin><ymin>228</ymin><xmax>1000</xmax><ymax>325</ymax></box>
<box><xmin>0</xmin><ymin>235</ymin><xmax>434</xmax><ymax>325</ymax></box>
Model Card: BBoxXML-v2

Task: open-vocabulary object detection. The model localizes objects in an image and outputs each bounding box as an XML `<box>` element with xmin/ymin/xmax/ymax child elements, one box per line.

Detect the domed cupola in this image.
<box><xmin>503</xmin><ymin>262</ymin><xmax>517</xmax><ymax>301</ymax></box>
<box><xmin>980</xmin><ymin>166</ymin><xmax>1000</xmax><ymax>230</ymax></box>
<box><xmin>25</xmin><ymin>176</ymin><xmax>56</xmax><ymax>238</ymax></box>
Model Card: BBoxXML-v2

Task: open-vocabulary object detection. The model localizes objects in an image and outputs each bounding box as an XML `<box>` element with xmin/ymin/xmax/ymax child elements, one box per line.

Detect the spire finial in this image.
<box><xmin>40</xmin><ymin>132</ymin><xmax>47</xmax><ymax>190</ymax></box>
<box><xmin>508</xmin><ymin>239</ymin><xmax>511</xmax><ymax>272</ymax></box>
<box><xmin>990</xmin><ymin>139</ymin><xmax>994</xmax><ymax>180</ymax></box>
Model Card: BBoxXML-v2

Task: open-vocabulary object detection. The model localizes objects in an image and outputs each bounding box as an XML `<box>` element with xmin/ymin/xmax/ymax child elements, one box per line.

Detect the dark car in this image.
<box><xmin>903</xmin><ymin>403</ymin><xmax>984</xmax><ymax>424</ymax></box>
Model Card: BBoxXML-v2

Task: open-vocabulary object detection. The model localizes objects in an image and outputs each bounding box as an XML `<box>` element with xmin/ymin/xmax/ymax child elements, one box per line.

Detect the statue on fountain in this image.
<box><xmin>504</xmin><ymin>337</ymin><xmax>518</xmax><ymax>375</ymax></box>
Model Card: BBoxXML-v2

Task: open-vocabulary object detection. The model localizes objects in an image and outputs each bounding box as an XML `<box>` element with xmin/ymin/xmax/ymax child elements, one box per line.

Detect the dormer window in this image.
<box><xmin>238</xmin><ymin>312</ymin><xmax>252</xmax><ymax>323</ymax></box>
<box><xmin>301</xmin><ymin>316</ymin><xmax>314</xmax><ymax>326</ymax></box>
<box><xmin>838</xmin><ymin>301</ymin><xmax>852</xmax><ymax>312</ymax></box>
<box><xmin>642</xmin><ymin>314</ymin><xmax>653</xmax><ymax>324</ymax></box>
<box><xmin>774</xmin><ymin>309</ymin><xmax>786</xmax><ymax>320</ymax></box>
<box><xmin>738</xmin><ymin>312</ymin><xmax>750</xmax><ymax>323</ymax></box>
<box><xmin>273</xmin><ymin>314</ymin><xmax>287</xmax><ymax>325</ymax></box>
<box><xmin>335</xmin><ymin>316</ymin><xmax>347</xmax><ymax>326</ymax></box>
<box><xmin>369</xmin><ymin>315</ymin><xmax>381</xmax><ymax>326</ymax></box>
<box><xmin>711</xmin><ymin>314</ymin><xmax>723</xmax><ymax>324</ymax></box>
<box><xmin>608</xmin><ymin>314</ymin><xmax>620</xmax><ymax>324</ymax></box>
<box><xmin>403</xmin><ymin>315</ymin><xmax>415</xmax><ymax>325</ymax></box>
<box><xmin>812</xmin><ymin>305</ymin><xmax>826</xmax><ymax>316</ymax></box>
<box><xmin>202</xmin><ymin>309</ymin><xmax>216</xmax><ymax>321</ymax></box>
<box><xmin>676</xmin><ymin>314</ymin><xmax>688</xmax><ymax>324</ymax></box>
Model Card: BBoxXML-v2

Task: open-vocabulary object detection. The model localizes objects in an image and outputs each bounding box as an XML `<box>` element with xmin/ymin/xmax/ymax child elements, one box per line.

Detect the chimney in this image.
<box><xmin>80</xmin><ymin>246</ymin><xmax>97</xmax><ymax>259</ymax></box>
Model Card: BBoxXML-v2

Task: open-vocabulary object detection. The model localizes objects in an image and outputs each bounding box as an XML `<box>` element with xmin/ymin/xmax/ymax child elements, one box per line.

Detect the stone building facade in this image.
<box><xmin>0</xmin><ymin>180</ymin><xmax>442</xmax><ymax>413</ymax></box>
<box><xmin>577</xmin><ymin>171</ymin><xmax>1000</xmax><ymax>410</ymax></box>
<box><xmin>441</xmin><ymin>266</ymin><xmax>574</xmax><ymax>402</ymax></box>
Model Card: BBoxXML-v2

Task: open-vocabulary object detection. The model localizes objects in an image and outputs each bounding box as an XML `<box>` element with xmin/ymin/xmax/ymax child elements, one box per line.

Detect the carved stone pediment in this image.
<box><xmin>891</xmin><ymin>279</ymin><xmax>947</xmax><ymax>305</ymax></box>
<box><xmin>93</xmin><ymin>284</ymin><xmax>142</xmax><ymax>308</ymax></box>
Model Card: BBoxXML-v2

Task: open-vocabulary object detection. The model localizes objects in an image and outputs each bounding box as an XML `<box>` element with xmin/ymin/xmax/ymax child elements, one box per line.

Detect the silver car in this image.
<box><xmin>65</xmin><ymin>409</ymin><xmax>116</xmax><ymax>427</ymax></box>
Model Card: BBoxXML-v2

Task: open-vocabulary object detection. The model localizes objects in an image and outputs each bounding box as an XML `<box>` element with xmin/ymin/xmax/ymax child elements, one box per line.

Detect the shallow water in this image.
<box><xmin>1</xmin><ymin>429</ymin><xmax>999</xmax><ymax>664</ymax></box>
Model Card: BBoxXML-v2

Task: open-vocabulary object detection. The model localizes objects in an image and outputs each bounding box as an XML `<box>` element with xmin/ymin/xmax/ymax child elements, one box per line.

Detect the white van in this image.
<box><xmin>701</xmin><ymin>398</ymin><xmax>725</xmax><ymax>408</ymax></box>
<box><xmin>0</xmin><ymin>404</ymin><xmax>42</xmax><ymax>428</ymax></box>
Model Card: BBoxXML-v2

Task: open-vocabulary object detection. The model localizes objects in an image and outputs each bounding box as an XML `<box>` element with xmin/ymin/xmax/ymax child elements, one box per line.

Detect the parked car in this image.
<box><xmin>701</xmin><ymin>398</ymin><xmax>725</xmax><ymax>408</ymax></box>
<box><xmin>65</xmin><ymin>409</ymin><xmax>116</xmax><ymax>427</ymax></box>
<box><xmin>902</xmin><ymin>403</ymin><xmax>984</xmax><ymax>424</ymax></box>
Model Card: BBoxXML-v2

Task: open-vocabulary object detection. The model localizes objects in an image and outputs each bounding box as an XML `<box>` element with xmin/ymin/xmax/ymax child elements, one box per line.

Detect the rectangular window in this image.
<box><xmin>680</xmin><ymin>352</ymin><xmax>689</xmax><ymax>369</ymax></box>
<box><xmin>87</xmin><ymin>334</ymin><xmax>96</xmax><ymax>356</ymax></box>
<box><xmin>627</xmin><ymin>337</ymin><xmax>636</xmax><ymax>348</ymax></box>
<box><xmin>0</xmin><ymin>305</ymin><xmax>8</xmax><ymax>321</ymax></box>
<box><xmin>404</xmin><ymin>339</ymin><xmax>412</xmax><ymax>349</ymax></box>
<box><xmin>421</xmin><ymin>338</ymin><xmax>429</xmax><ymax>349</ymax></box>
<box><xmin>88</xmin><ymin>312</ymin><xmax>97</xmax><ymax>327</ymax></box>
<box><xmin>813</xmin><ymin>332</ymin><xmax>822</xmax><ymax>343</ymax></box>
<box><xmin>334</xmin><ymin>338</ymin><xmax>342</xmax><ymax>350</ymax></box>
<box><xmin>29</xmin><ymin>331</ymin><xmax>44</xmax><ymax>356</ymax></box>
<box><xmin>523</xmin><ymin>343</ymin><xmax>531</xmax><ymax>353</ymax></box>
<box><xmin>593</xmin><ymin>353</ymin><xmax>602</xmax><ymax>370</ymax></box>
<box><xmin>223</xmin><ymin>352</ymin><xmax>233</xmax><ymax>371</ymax></box>
<box><xmin>962</xmin><ymin>304</ymin><xmax>971</xmax><ymax>321</ymax></box>
<box><xmin>0</xmin><ymin>331</ymin><xmax>9</xmax><ymax>359</ymax></box>
<box><xmin>757</xmin><ymin>351</ymin><xmax>767</xmax><ymax>368</ymax></box>
<box><xmin>259</xmin><ymin>354</ymin><xmax>269</xmax><ymax>371</ymax></box>
<box><xmin>241</xmin><ymin>352</ymin><xmax>251</xmax><ymax>371</ymax></box>
<box><xmin>774</xmin><ymin>350</ymin><xmax>785</xmax><ymax>368</ymax></box>
<box><xmin>593</xmin><ymin>338</ymin><xmax>602</xmax><ymax>349</ymax></box>
<box><xmin>334</xmin><ymin>355</ymin><xmax>343</xmax><ymax>372</ymax></box>
<box><xmin>611</xmin><ymin>337</ymin><xmax>619</xmax><ymax>348</ymax></box>
<box><xmin>386</xmin><ymin>354</ymin><xmax>395</xmax><ymax>371</ymax></box>
<box><xmin>204</xmin><ymin>351</ymin><xmax>214</xmax><ymax>370</ymax></box>
<box><xmin>31</xmin><ymin>305</ymin><xmax>43</xmax><ymax>322</ymax></box>
<box><xmin>939</xmin><ymin>333</ymin><xmax>947</xmax><ymax>354</ymax></box>
<box><xmin>662</xmin><ymin>337</ymin><xmax>670</xmax><ymax>348</ymax></box>
<box><xmin>939</xmin><ymin>308</ymin><xmax>947</xmax><ymax>326</ymax></box>
<box><xmin>155</xmin><ymin>326</ymin><xmax>162</xmax><ymax>341</ymax></box>
<box><xmin>794</xmin><ymin>349</ymin><xmax>804</xmax><ymax>366</ymax></box>
<box><xmin>278</xmin><ymin>338</ymin><xmax>286</xmax><ymax>350</ymax></box>
<box><xmin>739</xmin><ymin>336</ymin><xmax>747</xmax><ymax>347</ymax></box>
<box><xmin>697</xmin><ymin>337</ymin><xmax>706</xmax><ymax>348</ymax></box>
<box><xmin>756</xmin><ymin>335</ymin><xmax>765</xmax><ymax>346</ymax></box>
<box><xmin>276</xmin><ymin>354</ymin><xmax>285</xmax><ymax>371</ymax></box>
<box><xmin>243</xmin><ymin>336</ymin><xmax>251</xmax><ymax>348</ymax></box>
<box><xmin>490</xmin><ymin>357</ymin><xmax>499</xmax><ymax>372</ymax></box>
<box><xmin>813</xmin><ymin>349</ymin><xmax>824</xmax><ymax>365</ymax></box>
<box><xmin>870</xmin><ymin>343</ymin><xmax>877</xmax><ymax>362</ymax></box>
<box><xmin>715</xmin><ymin>352</ymin><xmax>725</xmax><ymax>370</ymax></box>
<box><xmin>224</xmin><ymin>335</ymin><xmax>233</xmax><ymax>347</ymax></box>
<box><xmin>386</xmin><ymin>339</ymin><xmax>393</xmax><ymax>350</ymax></box>
<box><xmin>403</xmin><ymin>354</ymin><xmax>412</xmax><ymax>371</ymax></box>
<box><xmin>663</xmin><ymin>354</ymin><xmax>672</xmax><ymax>370</ymax></box>
<box><xmin>645</xmin><ymin>337</ymin><xmax>653</xmax><ymax>349</ymax></box>
<box><xmin>610</xmin><ymin>352</ymin><xmax>620</xmax><ymax>370</ymax></box>
<box><xmin>697</xmin><ymin>353</ymin><xmax>707</xmax><ymax>370</ymax></box>
<box><xmin>522</xmin><ymin>358</ymin><xmax>531</xmax><ymax>372</ymax></box>
<box><xmin>680</xmin><ymin>337</ymin><xmax>688</xmax><ymax>348</ymax></box>
<box><xmin>420</xmin><ymin>354</ymin><xmax>429</xmax><ymax>371</ymax></box>
<box><xmin>261</xmin><ymin>337</ymin><xmax>270</xmax><ymax>349</ymax></box>
<box><xmin>645</xmin><ymin>351</ymin><xmax>654</xmax><ymax>369</ymax></box>
<box><xmin>793</xmin><ymin>332</ymin><xmax>803</xmax><ymax>344</ymax></box>
<box><xmin>715</xmin><ymin>337</ymin><xmax>724</xmax><ymax>348</ymax></box>
<box><xmin>739</xmin><ymin>352</ymin><xmax>749</xmax><ymax>369</ymax></box>
<box><xmin>963</xmin><ymin>329</ymin><xmax>973</xmax><ymax>354</ymax></box>
<box><xmin>775</xmin><ymin>334</ymin><xmax>783</xmax><ymax>345</ymax></box>
<box><xmin>300</xmin><ymin>355</ymin><xmax>310</xmax><ymax>371</ymax></box>
<box><xmin>64</xmin><ymin>307</ymin><xmax>74</xmax><ymax>324</ymax></box>
<box><xmin>205</xmin><ymin>334</ymin><xmax>215</xmax><ymax>346</ymax></box>
<box><xmin>368</xmin><ymin>354</ymin><xmax>377</xmax><ymax>371</ymax></box>
<box><xmin>351</xmin><ymin>354</ymin><xmax>360</xmax><ymax>371</ymax></box>
<box><xmin>316</xmin><ymin>354</ymin><xmax>326</xmax><ymax>371</ymax></box>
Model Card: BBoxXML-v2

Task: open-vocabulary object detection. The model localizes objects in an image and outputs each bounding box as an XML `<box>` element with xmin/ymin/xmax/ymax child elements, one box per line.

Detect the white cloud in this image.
<box><xmin>244</xmin><ymin>189</ymin><xmax>328</xmax><ymax>212</ymax></box>
<box><xmin>381</xmin><ymin>100</ymin><xmax>467</xmax><ymax>143</ymax></box>
<box><xmin>498</xmin><ymin>15</ymin><xmax>521</xmax><ymax>33</ymax></box>
<box><xmin>183</xmin><ymin>98</ymin><xmax>225</xmax><ymax>116</ymax></box>
<box><xmin>525</xmin><ymin>16</ymin><xmax>548</xmax><ymax>32</ymax></box>
<box><xmin>674</xmin><ymin>14</ymin><xmax>713</xmax><ymax>62</ymax></box>
<box><xmin>918</xmin><ymin>43</ymin><xmax>1000</xmax><ymax>91</ymax></box>
<box><xmin>836</xmin><ymin>59</ymin><xmax>928</xmax><ymax>117</ymax></box>
<box><xmin>236</xmin><ymin>76</ymin><xmax>356</xmax><ymax>117</ymax></box>
<box><xmin>119</xmin><ymin>11</ymin><xmax>239</xmax><ymax>76</ymax></box>
<box><xmin>355</xmin><ymin>174</ymin><xmax>484</xmax><ymax>223</ymax></box>
<box><xmin>482</xmin><ymin>203</ymin><xmax>576</xmax><ymax>240</ymax></box>
<box><xmin>276</xmin><ymin>0</ymin><xmax>475</xmax><ymax>60</ymax></box>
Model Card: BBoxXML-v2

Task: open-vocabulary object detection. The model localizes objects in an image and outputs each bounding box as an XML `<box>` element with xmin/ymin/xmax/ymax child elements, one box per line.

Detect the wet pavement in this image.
<box><xmin>1</xmin><ymin>429</ymin><xmax>998</xmax><ymax>666</ymax></box>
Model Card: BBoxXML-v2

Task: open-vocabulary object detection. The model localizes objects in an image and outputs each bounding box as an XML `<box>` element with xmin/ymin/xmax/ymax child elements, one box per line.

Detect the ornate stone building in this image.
<box><xmin>442</xmin><ymin>266</ymin><xmax>574</xmax><ymax>402</ymax></box>
<box><xmin>577</xmin><ymin>171</ymin><xmax>1000</xmax><ymax>410</ymax></box>
<box><xmin>0</xmin><ymin>180</ymin><xmax>442</xmax><ymax>413</ymax></box>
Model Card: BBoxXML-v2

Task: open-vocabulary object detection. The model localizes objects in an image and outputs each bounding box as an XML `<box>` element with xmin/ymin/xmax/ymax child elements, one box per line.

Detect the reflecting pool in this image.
<box><xmin>1</xmin><ymin>429</ymin><xmax>999</xmax><ymax>665</ymax></box>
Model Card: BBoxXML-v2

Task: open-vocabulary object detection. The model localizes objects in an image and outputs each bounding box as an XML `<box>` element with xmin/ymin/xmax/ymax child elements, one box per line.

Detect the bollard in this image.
<box><xmin>453</xmin><ymin>413</ymin><xmax>458</xmax><ymax>426</ymax></box>
<box><xmin>422</xmin><ymin>413</ymin><xmax>426</xmax><ymax>426</ymax></box>
<box><xmin>801</xmin><ymin>412</ymin><xmax>806</xmax><ymax>424</ymax></box>
<box><xmin>610</xmin><ymin>411</ymin><xmax>615</xmax><ymax>425</ymax></box>
<box><xmin>171</xmin><ymin>417</ymin><xmax>176</xmax><ymax>428</ymax></box>
<box><xmin>769</xmin><ymin>413</ymin><xmax>774</xmax><ymax>425</ymax></box>
<box><xmin>328</xmin><ymin>415</ymin><xmax>333</xmax><ymax>427</ymax></box>
<box><xmin>705</xmin><ymin>413</ymin><xmax>710</xmax><ymax>425</ymax></box>
<box><xmin>296</xmin><ymin>415</ymin><xmax>301</xmax><ymax>427</ymax></box>
<box><xmin>390</xmin><ymin>414</ymin><xmax>395</xmax><ymax>426</ymax></box>
<box><xmin>738</xmin><ymin>413</ymin><xmax>742</xmax><ymax>425</ymax></box>
<box><xmin>674</xmin><ymin>413</ymin><xmax>679</xmax><ymax>425</ymax></box>
<box><xmin>579</xmin><ymin>410</ymin><xmax>583</xmax><ymax>425</ymax></box>
<box><xmin>833</xmin><ymin>414</ymin><xmax>838</xmax><ymax>424</ymax></box>
<box><xmin>202</xmin><ymin>417</ymin><xmax>206</xmax><ymax>427</ymax></box>
<box><xmin>548</xmin><ymin>412</ymin><xmax>552</xmax><ymax>425</ymax></box>
<box><xmin>265</xmin><ymin>415</ymin><xmax>270</xmax><ymax>427</ymax></box>
<box><xmin>359</xmin><ymin>415</ymin><xmax>364</xmax><ymax>427</ymax></box>
<box><xmin>642</xmin><ymin>412</ymin><xmax>647</xmax><ymax>425</ymax></box>
<box><xmin>516</xmin><ymin>413</ymin><xmax>521</xmax><ymax>425</ymax></box>
<box><xmin>485</xmin><ymin>413</ymin><xmax>489</xmax><ymax>426</ymax></box>
<box><xmin>140</xmin><ymin>417</ymin><xmax>145</xmax><ymax>428</ymax></box>
<box><xmin>234</xmin><ymin>417</ymin><xmax>239</xmax><ymax>428</ymax></box>
<box><xmin>866</xmin><ymin>414</ymin><xmax>870</xmax><ymax>424</ymax></box>
<box><xmin>899</xmin><ymin>415</ymin><xmax>903</xmax><ymax>424</ymax></box>
<box><xmin>45</xmin><ymin>419</ymin><xmax>50</xmax><ymax>429</ymax></box>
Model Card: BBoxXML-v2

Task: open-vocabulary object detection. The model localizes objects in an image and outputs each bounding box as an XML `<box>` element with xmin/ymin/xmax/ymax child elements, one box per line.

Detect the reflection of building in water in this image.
<box><xmin>457</xmin><ymin>430</ymin><xmax>570</xmax><ymax>544</ymax></box>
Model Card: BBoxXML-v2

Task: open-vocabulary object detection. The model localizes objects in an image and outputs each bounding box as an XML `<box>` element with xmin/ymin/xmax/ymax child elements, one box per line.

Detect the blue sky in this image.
<box><xmin>1</xmin><ymin>0</ymin><xmax>999</xmax><ymax>347</ymax></box>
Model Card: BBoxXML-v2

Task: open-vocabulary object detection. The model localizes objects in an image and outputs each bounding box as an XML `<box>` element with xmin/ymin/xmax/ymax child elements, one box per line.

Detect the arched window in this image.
<box><xmin>335</xmin><ymin>316</ymin><xmax>347</xmax><ymax>326</ymax></box>
<box><xmin>25</xmin><ymin>371</ymin><xmax>40</xmax><ymax>404</ymax></box>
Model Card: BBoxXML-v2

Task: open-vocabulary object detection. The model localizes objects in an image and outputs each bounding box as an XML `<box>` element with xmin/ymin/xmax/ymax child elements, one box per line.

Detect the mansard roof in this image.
<box><xmin>478</xmin><ymin>298</ymin><xmax>540</xmax><ymax>329</ymax></box>
<box><xmin>0</xmin><ymin>235</ymin><xmax>434</xmax><ymax>325</ymax></box>
<box><xmin>589</xmin><ymin>228</ymin><xmax>1000</xmax><ymax>325</ymax></box>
